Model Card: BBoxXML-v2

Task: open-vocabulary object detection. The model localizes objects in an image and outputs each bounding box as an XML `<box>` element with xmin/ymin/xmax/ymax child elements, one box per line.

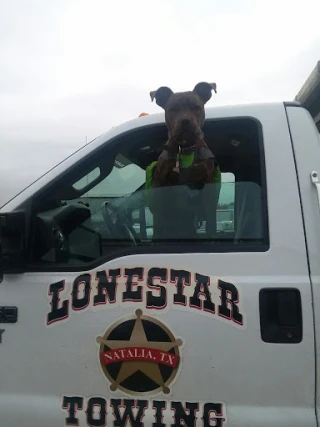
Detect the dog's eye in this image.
<box><xmin>191</xmin><ymin>105</ymin><xmax>201</xmax><ymax>111</ymax></box>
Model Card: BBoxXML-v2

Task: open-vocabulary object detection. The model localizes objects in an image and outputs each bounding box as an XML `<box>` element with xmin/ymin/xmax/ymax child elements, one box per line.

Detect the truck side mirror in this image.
<box><xmin>0</xmin><ymin>211</ymin><xmax>27</xmax><ymax>276</ymax></box>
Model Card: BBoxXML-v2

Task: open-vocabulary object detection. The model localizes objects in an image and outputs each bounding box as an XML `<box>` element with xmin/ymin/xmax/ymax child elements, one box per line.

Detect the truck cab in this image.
<box><xmin>0</xmin><ymin>102</ymin><xmax>320</xmax><ymax>426</ymax></box>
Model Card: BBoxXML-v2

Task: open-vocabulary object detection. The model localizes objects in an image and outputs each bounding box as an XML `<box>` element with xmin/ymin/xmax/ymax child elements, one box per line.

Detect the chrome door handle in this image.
<box><xmin>311</xmin><ymin>171</ymin><xmax>320</xmax><ymax>212</ymax></box>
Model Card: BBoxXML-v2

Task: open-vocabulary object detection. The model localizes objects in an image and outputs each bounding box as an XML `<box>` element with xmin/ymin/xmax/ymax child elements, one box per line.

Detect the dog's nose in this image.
<box><xmin>181</xmin><ymin>118</ymin><xmax>190</xmax><ymax>126</ymax></box>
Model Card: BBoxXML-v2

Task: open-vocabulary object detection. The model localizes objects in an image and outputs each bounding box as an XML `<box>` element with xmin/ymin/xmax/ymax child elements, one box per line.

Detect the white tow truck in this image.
<box><xmin>0</xmin><ymin>101</ymin><xmax>320</xmax><ymax>426</ymax></box>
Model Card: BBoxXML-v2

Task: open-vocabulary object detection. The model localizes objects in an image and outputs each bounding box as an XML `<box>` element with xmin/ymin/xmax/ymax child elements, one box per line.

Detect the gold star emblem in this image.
<box><xmin>96</xmin><ymin>309</ymin><xmax>182</xmax><ymax>395</ymax></box>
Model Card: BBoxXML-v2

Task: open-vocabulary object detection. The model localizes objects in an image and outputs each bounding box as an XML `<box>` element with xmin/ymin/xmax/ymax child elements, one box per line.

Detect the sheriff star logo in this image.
<box><xmin>96</xmin><ymin>309</ymin><xmax>183</xmax><ymax>396</ymax></box>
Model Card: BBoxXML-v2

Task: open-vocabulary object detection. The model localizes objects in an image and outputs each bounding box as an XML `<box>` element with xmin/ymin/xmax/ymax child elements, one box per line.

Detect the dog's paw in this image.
<box><xmin>189</xmin><ymin>163</ymin><xmax>209</xmax><ymax>184</ymax></box>
<box><xmin>166</xmin><ymin>170</ymin><xmax>180</xmax><ymax>185</ymax></box>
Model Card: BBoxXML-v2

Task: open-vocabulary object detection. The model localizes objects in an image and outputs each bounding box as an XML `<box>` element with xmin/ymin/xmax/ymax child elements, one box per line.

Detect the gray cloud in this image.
<box><xmin>1</xmin><ymin>0</ymin><xmax>319</xmax><ymax>206</ymax></box>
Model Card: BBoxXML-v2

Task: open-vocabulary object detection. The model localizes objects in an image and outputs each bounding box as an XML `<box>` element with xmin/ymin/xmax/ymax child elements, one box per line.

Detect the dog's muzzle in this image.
<box><xmin>170</xmin><ymin>130</ymin><xmax>204</xmax><ymax>151</ymax></box>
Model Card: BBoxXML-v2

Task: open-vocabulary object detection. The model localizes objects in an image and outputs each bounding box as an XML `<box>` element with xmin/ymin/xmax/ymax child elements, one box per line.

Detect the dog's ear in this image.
<box><xmin>193</xmin><ymin>82</ymin><xmax>217</xmax><ymax>104</ymax></box>
<box><xmin>150</xmin><ymin>86</ymin><xmax>174</xmax><ymax>109</ymax></box>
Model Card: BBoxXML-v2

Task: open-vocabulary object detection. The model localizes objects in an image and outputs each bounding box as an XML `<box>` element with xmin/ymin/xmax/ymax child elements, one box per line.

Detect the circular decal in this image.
<box><xmin>96</xmin><ymin>309</ymin><xmax>183</xmax><ymax>396</ymax></box>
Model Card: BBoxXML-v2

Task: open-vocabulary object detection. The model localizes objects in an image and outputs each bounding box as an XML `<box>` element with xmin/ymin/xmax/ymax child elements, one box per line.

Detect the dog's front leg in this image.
<box><xmin>152</xmin><ymin>158</ymin><xmax>177</xmax><ymax>187</ymax></box>
<box><xmin>152</xmin><ymin>141</ymin><xmax>180</xmax><ymax>188</ymax></box>
<box><xmin>149</xmin><ymin>151</ymin><xmax>179</xmax><ymax>218</ymax></box>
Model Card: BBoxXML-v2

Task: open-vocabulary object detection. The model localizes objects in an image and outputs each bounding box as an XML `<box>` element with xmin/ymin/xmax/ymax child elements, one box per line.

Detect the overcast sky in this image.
<box><xmin>1</xmin><ymin>0</ymin><xmax>320</xmax><ymax>206</ymax></box>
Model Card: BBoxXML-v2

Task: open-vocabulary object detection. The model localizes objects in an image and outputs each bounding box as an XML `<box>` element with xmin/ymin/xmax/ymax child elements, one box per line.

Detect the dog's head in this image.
<box><xmin>150</xmin><ymin>82</ymin><xmax>217</xmax><ymax>147</ymax></box>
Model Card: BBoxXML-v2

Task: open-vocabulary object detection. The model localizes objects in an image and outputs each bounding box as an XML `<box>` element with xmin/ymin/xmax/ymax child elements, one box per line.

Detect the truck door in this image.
<box><xmin>0</xmin><ymin>104</ymin><xmax>316</xmax><ymax>426</ymax></box>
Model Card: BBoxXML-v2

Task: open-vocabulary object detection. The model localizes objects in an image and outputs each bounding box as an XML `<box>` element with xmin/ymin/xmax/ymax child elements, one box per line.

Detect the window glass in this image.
<box><xmin>217</xmin><ymin>173</ymin><xmax>235</xmax><ymax>232</ymax></box>
<box><xmin>78</xmin><ymin>158</ymin><xmax>145</xmax><ymax>216</ymax></box>
<box><xmin>73</xmin><ymin>167</ymin><xmax>100</xmax><ymax>190</ymax></box>
<box><xmin>30</xmin><ymin>118</ymin><xmax>268</xmax><ymax>267</ymax></box>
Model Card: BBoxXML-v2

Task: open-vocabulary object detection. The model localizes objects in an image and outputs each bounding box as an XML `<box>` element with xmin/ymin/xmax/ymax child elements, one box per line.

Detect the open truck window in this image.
<box><xmin>29</xmin><ymin>117</ymin><xmax>269</xmax><ymax>270</ymax></box>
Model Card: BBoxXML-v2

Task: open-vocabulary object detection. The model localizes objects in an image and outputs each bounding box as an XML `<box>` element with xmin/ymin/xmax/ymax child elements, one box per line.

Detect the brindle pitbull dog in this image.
<box><xmin>150</xmin><ymin>82</ymin><xmax>217</xmax><ymax>189</ymax></box>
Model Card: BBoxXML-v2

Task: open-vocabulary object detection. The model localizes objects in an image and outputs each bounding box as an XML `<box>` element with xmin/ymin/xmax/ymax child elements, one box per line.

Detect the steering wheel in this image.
<box><xmin>102</xmin><ymin>201</ymin><xmax>141</xmax><ymax>246</ymax></box>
